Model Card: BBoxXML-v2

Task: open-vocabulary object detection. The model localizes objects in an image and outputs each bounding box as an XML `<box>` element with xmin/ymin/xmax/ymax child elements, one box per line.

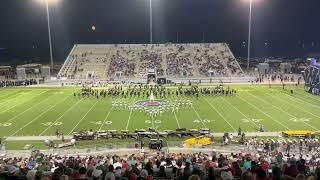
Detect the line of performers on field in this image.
<box><xmin>111</xmin><ymin>99</ymin><xmax>193</xmax><ymax>117</ymax></box>
<box><xmin>73</xmin><ymin>84</ymin><xmax>237</xmax><ymax>99</ymax></box>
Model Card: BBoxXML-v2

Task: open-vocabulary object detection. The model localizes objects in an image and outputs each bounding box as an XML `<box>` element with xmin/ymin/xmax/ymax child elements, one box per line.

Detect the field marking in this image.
<box><xmin>125</xmin><ymin>97</ymin><xmax>137</xmax><ymax>131</ymax></box>
<box><xmin>2</xmin><ymin>95</ymin><xmax>53</xmax><ymax>123</ymax></box>
<box><xmin>252</xmin><ymin>86</ymin><xmax>320</xmax><ymax>130</ymax></box>
<box><xmin>168</xmin><ymin>95</ymin><xmax>181</xmax><ymax>129</ymax></box>
<box><xmin>98</xmin><ymin>107</ymin><xmax>113</xmax><ymax>131</ymax></box>
<box><xmin>271</xmin><ymin>85</ymin><xmax>320</xmax><ymax>105</ymax></box>
<box><xmin>282</xmin><ymin>91</ymin><xmax>320</xmax><ymax>110</ymax></box>
<box><xmin>0</xmin><ymin>94</ymin><xmax>27</xmax><ymax>109</ymax></box>
<box><xmin>294</xmin><ymin>89</ymin><xmax>320</xmax><ymax>103</ymax></box>
<box><xmin>68</xmin><ymin>100</ymin><xmax>100</xmax><ymax>135</ymax></box>
<box><xmin>173</xmin><ymin>111</ymin><xmax>181</xmax><ymax>128</ymax></box>
<box><xmin>247</xmin><ymin>89</ymin><xmax>319</xmax><ymax>131</ymax></box>
<box><xmin>151</xmin><ymin>114</ymin><xmax>154</xmax><ymax>128</ymax></box>
<box><xmin>39</xmin><ymin>99</ymin><xmax>84</xmax><ymax>135</ymax></box>
<box><xmin>10</xmin><ymin>96</ymin><xmax>70</xmax><ymax>136</ymax></box>
<box><xmin>0</xmin><ymin>90</ymin><xmax>49</xmax><ymax>114</ymax></box>
<box><xmin>262</xmin><ymin>92</ymin><xmax>320</xmax><ymax>131</ymax></box>
<box><xmin>191</xmin><ymin>104</ymin><xmax>207</xmax><ymax>128</ymax></box>
<box><xmin>276</xmin><ymin>92</ymin><xmax>320</xmax><ymax>119</ymax></box>
<box><xmin>203</xmin><ymin>97</ymin><xmax>236</xmax><ymax>131</ymax></box>
<box><xmin>220</xmin><ymin>97</ymin><xmax>259</xmax><ymax>128</ymax></box>
<box><xmin>125</xmin><ymin>110</ymin><xmax>133</xmax><ymax>131</ymax></box>
<box><xmin>0</xmin><ymin>90</ymin><xmax>40</xmax><ymax>105</ymax></box>
<box><xmin>0</xmin><ymin>90</ymin><xmax>22</xmax><ymax>99</ymax></box>
<box><xmin>237</xmin><ymin>95</ymin><xmax>289</xmax><ymax>130</ymax></box>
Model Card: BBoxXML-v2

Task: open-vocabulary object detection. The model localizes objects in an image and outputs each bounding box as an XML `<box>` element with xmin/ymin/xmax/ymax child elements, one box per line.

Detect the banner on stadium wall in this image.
<box><xmin>303</xmin><ymin>58</ymin><xmax>320</xmax><ymax>95</ymax></box>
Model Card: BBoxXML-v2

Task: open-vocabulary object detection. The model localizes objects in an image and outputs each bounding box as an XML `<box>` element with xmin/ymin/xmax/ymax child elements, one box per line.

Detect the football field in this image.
<box><xmin>0</xmin><ymin>84</ymin><xmax>319</xmax><ymax>137</ymax></box>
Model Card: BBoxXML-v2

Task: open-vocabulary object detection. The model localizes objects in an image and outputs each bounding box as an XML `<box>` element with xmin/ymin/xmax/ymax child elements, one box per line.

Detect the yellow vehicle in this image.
<box><xmin>184</xmin><ymin>136</ymin><xmax>213</xmax><ymax>148</ymax></box>
<box><xmin>282</xmin><ymin>130</ymin><xmax>314</xmax><ymax>137</ymax></box>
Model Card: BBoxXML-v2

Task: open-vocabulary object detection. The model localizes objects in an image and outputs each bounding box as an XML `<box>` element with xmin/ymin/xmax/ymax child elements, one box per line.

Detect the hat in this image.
<box><xmin>92</xmin><ymin>169</ymin><xmax>103</xmax><ymax>178</ymax></box>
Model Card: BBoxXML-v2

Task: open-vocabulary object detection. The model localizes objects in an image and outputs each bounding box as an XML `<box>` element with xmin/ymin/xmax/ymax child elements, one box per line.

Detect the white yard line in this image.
<box><xmin>3</xmin><ymin>95</ymin><xmax>52</xmax><ymax>123</ymax></box>
<box><xmin>0</xmin><ymin>90</ymin><xmax>22</xmax><ymax>102</ymax></box>
<box><xmin>173</xmin><ymin>111</ymin><xmax>181</xmax><ymax>128</ymax></box>
<box><xmin>151</xmin><ymin>115</ymin><xmax>154</xmax><ymax>128</ymax></box>
<box><xmin>191</xmin><ymin>105</ymin><xmax>207</xmax><ymax>129</ymax></box>
<box><xmin>203</xmin><ymin>97</ymin><xmax>236</xmax><ymax>131</ymax></box>
<box><xmin>0</xmin><ymin>94</ymin><xmax>25</xmax><ymax>108</ymax></box>
<box><xmin>10</xmin><ymin>96</ymin><xmax>69</xmax><ymax>136</ymax></box>
<box><xmin>237</xmin><ymin>95</ymin><xmax>289</xmax><ymax>130</ymax></box>
<box><xmin>98</xmin><ymin>107</ymin><xmax>113</xmax><ymax>131</ymax></box>
<box><xmin>220</xmin><ymin>97</ymin><xmax>259</xmax><ymax>128</ymax></box>
<box><xmin>262</xmin><ymin>92</ymin><xmax>320</xmax><ymax>131</ymax></box>
<box><xmin>68</xmin><ymin>100</ymin><xmax>100</xmax><ymax>135</ymax></box>
<box><xmin>0</xmin><ymin>90</ymin><xmax>49</xmax><ymax>114</ymax></box>
<box><xmin>247</xmin><ymin>90</ymin><xmax>319</xmax><ymax>131</ymax></box>
<box><xmin>168</xmin><ymin>95</ymin><xmax>181</xmax><ymax>129</ymax></box>
<box><xmin>125</xmin><ymin>110</ymin><xmax>133</xmax><ymax>131</ymax></box>
<box><xmin>294</xmin><ymin>90</ymin><xmax>320</xmax><ymax>103</ymax></box>
<box><xmin>283</xmin><ymin>92</ymin><xmax>320</xmax><ymax>110</ymax></box>
<box><xmin>39</xmin><ymin>99</ymin><xmax>84</xmax><ymax>135</ymax></box>
<box><xmin>125</xmin><ymin>97</ymin><xmax>137</xmax><ymax>131</ymax></box>
<box><xmin>276</xmin><ymin>93</ymin><xmax>320</xmax><ymax>119</ymax></box>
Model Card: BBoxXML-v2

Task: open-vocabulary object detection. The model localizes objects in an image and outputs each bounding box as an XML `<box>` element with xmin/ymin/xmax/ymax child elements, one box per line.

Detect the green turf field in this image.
<box><xmin>0</xmin><ymin>84</ymin><xmax>319</xmax><ymax>137</ymax></box>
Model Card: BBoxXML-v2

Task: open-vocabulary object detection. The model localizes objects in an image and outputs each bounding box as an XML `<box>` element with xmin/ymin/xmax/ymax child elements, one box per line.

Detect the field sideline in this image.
<box><xmin>0</xmin><ymin>84</ymin><xmax>319</xmax><ymax>137</ymax></box>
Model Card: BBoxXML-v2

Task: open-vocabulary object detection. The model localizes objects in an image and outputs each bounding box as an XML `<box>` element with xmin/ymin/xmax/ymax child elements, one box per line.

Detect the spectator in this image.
<box><xmin>284</xmin><ymin>159</ymin><xmax>299</xmax><ymax>177</ymax></box>
<box><xmin>105</xmin><ymin>165</ymin><xmax>115</xmax><ymax>180</ymax></box>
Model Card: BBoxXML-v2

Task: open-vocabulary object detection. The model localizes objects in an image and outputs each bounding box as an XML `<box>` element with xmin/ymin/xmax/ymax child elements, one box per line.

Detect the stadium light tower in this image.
<box><xmin>37</xmin><ymin>0</ymin><xmax>59</xmax><ymax>70</ymax></box>
<box><xmin>247</xmin><ymin>0</ymin><xmax>253</xmax><ymax>70</ymax></box>
<box><xmin>149</xmin><ymin>0</ymin><xmax>153</xmax><ymax>44</ymax></box>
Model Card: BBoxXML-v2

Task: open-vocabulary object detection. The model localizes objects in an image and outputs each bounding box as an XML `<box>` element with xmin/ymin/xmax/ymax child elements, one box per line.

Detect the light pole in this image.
<box><xmin>38</xmin><ymin>0</ymin><xmax>57</xmax><ymax>70</ymax></box>
<box><xmin>247</xmin><ymin>0</ymin><xmax>252</xmax><ymax>70</ymax></box>
<box><xmin>149</xmin><ymin>0</ymin><xmax>153</xmax><ymax>44</ymax></box>
<box><xmin>45</xmin><ymin>0</ymin><xmax>54</xmax><ymax>70</ymax></box>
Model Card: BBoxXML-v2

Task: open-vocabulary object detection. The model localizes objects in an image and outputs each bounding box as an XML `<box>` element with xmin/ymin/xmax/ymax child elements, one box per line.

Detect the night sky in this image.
<box><xmin>0</xmin><ymin>0</ymin><xmax>320</xmax><ymax>65</ymax></box>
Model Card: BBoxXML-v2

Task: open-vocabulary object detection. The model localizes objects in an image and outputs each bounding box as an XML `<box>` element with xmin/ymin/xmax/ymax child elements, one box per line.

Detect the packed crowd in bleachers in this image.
<box><xmin>1</xmin><ymin>147</ymin><xmax>320</xmax><ymax>180</ymax></box>
<box><xmin>58</xmin><ymin>43</ymin><xmax>243</xmax><ymax>80</ymax></box>
<box><xmin>0</xmin><ymin>134</ymin><xmax>320</xmax><ymax>180</ymax></box>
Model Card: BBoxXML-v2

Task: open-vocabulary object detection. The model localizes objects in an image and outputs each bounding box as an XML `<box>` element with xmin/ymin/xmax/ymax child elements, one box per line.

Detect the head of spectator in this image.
<box><xmin>221</xmin><ymin>169</ymin><xmax>233</xmax><ymax>180</ymax></box>
<box><xmin>242</xmin><ymin>171</ymin><xmax>253</xmax><ymax>180</ymax></box>
<box><xmin>271</xmin><ymin>166</ymin><xmax>281</xmax><ymax>180</ymax></box>
<box><xmin>255</xmin><ymin>167</ymin><xmax>268</xmax><ymax>180</ymax></box>
<box><xmin>188</xmin><ymin>174</ymin><xmax>201</xmax><ymax>180</ymax></box>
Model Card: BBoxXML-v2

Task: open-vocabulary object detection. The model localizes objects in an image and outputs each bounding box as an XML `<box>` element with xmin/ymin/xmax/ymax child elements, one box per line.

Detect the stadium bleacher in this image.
<box><xmin>0</xmin><ymin>144</ymin><xmax>320</xmax><ymax>180</ymax></box>
<box><xmin>57</xmin><ymin>43</ymin><xmax>244</xmax><ymax>80</ymax></box>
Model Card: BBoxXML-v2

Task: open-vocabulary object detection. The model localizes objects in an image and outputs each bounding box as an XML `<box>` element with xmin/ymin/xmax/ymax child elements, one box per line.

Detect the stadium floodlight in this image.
<box><xmin>242</xmin><ymin>0</ymin><xmax>262</xmax><ymax>70</ymax></box>
<box><xmin>149</xmin><ymin>0</ymin><xmax>153</xmax><ymax>44</ymax></box>
<box><xmin>241</xmin><ymin>0</ymin><xmax>258</xmax><ymax>70</ymax></box>
<box><xmin>247</xmin><ymin>0</ymin><xmax>253</xmax><ymax>71</ymax></box>
<box><xmin>37</xmin><ymin>0</ymin><xmax>60</xmax><ymax>71</ymax></box>
<box><xmin>37</xmin><ymin>0</ymin><xmax>60</xmax><ymax>3</ymax></box>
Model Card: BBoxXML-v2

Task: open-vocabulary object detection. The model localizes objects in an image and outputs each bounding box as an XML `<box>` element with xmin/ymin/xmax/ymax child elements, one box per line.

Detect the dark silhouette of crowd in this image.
<box><xmin>0</xmin><ymin>79</ymin><xmax>37</xmax><ymax>88</ymax></box>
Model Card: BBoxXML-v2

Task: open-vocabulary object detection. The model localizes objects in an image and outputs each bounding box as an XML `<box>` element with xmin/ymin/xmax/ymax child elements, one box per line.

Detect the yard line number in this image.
<box><xmin>41</xmin><ymin>122</ymin><xmax>63</xmax><ymax>126</ymax></box>
<box><xmin>193</xmin><ymin>119</ymin><xmax>214</xmax><ymax>123</ymax></box>
<box><xmin>93</xmin><ymin>121</ymin><xmax>113</xmax><ymax>125</ymax></box>
<box><xmin>145</xmin><ymin>120</ymin><xmax>162</xmax><ymax>124</ymax></box>
<box><xmin>289</xmin><ymin>117</ymin><xmax>310</xmax><ymax>122</ymax></box>
<box><xmin>241</xmin><ymin>118</ymin><xmax>262</xmax><ymax>123</ymax></box>
<box><xmin>0</xmin><ymin>123</ymin><xmax>12</xmax><ymax>127</ymax></box>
